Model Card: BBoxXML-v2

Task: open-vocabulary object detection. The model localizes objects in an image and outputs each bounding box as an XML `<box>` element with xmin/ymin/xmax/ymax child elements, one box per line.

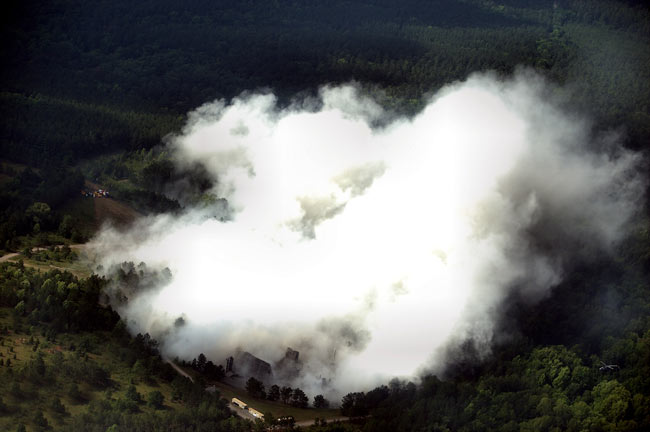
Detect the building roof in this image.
<box><xmin>232</xmin><ymin>397</ymin><xmax>247</xmax><ymax>408</ymax></box>
<box><xmin>248</xmin><ymin>408</ymin><xmax>264</xmax><ymax>419</ymax></box>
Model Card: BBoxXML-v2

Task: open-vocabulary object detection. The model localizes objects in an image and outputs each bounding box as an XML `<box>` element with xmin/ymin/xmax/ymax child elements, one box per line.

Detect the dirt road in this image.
<box><xmin>85</xmin><ymin>180</ymin><xmax>141</xmax><ymax>228</ymax></box>
<box><xmin>1</xmin><ymin>244</ymin><xmax>90</xmax><ymax>277</ymax></box>
<box><xmin>0</xmin><ymin>244</ymin><xmax>86</xmax><ymax>263</ymax></box>
<box><xmin>165</xmin><ymin>359</ymin><xmax>194</xmax><ymax>382</ymax></box>
<box><xmin>0</xmin><ymin>251</ymin><xmax>19</xmax><ymax>262</ymax></box>
<box><xmin>164</xmin><ymin>360</ymin><xmax>259</xmax><ymax>422</ymax></box>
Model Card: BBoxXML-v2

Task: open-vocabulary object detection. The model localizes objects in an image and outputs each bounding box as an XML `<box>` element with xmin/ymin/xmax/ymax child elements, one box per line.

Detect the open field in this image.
<box><xmin>0</xmin><ymin>245</ymin><xmax>94</xmax><ymax>279</ymax></box>
<box><xmin>84</xmin><ymin>180</ymin><xmax>142</xmax><ymax>228</ymax></box>
<box><xmin>93</xmin><ymin>196</ymin><xmax>141</xmax><ymax>228</ymax></box>
<box><xmin>6</xmin><ymin>258</ymin><xmax>92</xmax><ymax>280</ymax></box>
<box><xmin>59</xmin><ymin>181</ymin><xmax>142</xmax><ymax>239</ymax></box>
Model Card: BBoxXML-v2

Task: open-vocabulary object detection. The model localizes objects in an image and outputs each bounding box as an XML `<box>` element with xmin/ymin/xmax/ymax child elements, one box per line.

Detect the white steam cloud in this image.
<box><xmin>90</xmin><ymin>71</ymin><xmax>644</xmax><ymax>398</ymax></box>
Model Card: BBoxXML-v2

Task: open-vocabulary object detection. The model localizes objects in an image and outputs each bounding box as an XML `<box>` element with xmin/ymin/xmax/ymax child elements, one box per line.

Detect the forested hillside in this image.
<box><xmin>0</xmin><ymin>262</ymin><xmax>250</xmax><ymax>431</ymax></box>
<box><xmin>1</xmin><ymin>1</ymin><xmax>649</xmax><ymax>431</ymax></box>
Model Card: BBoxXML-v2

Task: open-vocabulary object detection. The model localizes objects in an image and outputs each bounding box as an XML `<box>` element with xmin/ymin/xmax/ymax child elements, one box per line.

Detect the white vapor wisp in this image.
<box><xmin>89</xmin><ymin>72</ymin><xmax>644</xmax><ymax>398</ymax></box>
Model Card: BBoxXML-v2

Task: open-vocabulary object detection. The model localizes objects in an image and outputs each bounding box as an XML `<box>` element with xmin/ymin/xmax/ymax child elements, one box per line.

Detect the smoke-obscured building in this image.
<box><xmin>285</xmin><ymin>347</ymin><xmax>299</xmax><ymax>361</ymax></box>
<box><xmin>232</xmin><ymin>351</ymin><xmax>272</xmax><ymax>381</ymax></box>
<box><xmin>273</xmin><ymin>347</ymin><xmax>303</xmax><ymax>381</ymax></box>
<box><xmin>225</xmin><ymin>347</ymin><xmax>306</xmax><ymax>387</ymax></box>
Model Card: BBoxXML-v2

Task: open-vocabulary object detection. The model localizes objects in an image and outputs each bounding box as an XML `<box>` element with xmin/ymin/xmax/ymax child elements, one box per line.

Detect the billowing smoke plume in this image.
<box><xmin>89</xmin><ymin>71</ymin><xmax>644</xmax><ymax>399</ymax></box>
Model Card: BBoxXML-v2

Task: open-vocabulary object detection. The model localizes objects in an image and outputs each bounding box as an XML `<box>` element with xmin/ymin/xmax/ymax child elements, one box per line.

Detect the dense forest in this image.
<box><xmin>1</xmin><ymin>0</ymin><xmax>649</xmax><ymax>166</ymax></box>
<box><xmin>1</xmin><ymin>0</ymin><xmax>649</xmax><ymax>431</ymax></box>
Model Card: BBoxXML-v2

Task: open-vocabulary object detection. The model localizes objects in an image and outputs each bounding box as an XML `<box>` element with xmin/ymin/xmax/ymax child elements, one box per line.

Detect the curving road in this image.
<box><xmin>165</xmin><ymin>358</ymin><xmax>194</xmax><ymax>382</ymax></box>
<box><xmin>0</xmin><ymin>251</ymin><xmax>20</xmax><ymax>262</ymax></box>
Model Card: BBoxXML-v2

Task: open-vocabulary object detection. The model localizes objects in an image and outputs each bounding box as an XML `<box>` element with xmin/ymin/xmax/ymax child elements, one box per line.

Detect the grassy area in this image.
<box><xmin>15</xmin><ymin>258</ymin><xmax>92</xmax><ymax>280</ymax></box>
<box><xmin>8</xmin><ymin>233</ymin><xmax>72</xmax><ymax>251</ymax></box>
<box><xmin>0</xmin><ymin>308</ymin><xmax>183</xmax><ymax>431</ymax></box>
<box><xmin>210</xmin><ymin>379</ymin><xmax>340</xmax><ymax>422</ymax></box>
<box><xmin>2</xmin><ymin>248</ymin><xmax>94</xmax><ymax>279</ymax></box>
